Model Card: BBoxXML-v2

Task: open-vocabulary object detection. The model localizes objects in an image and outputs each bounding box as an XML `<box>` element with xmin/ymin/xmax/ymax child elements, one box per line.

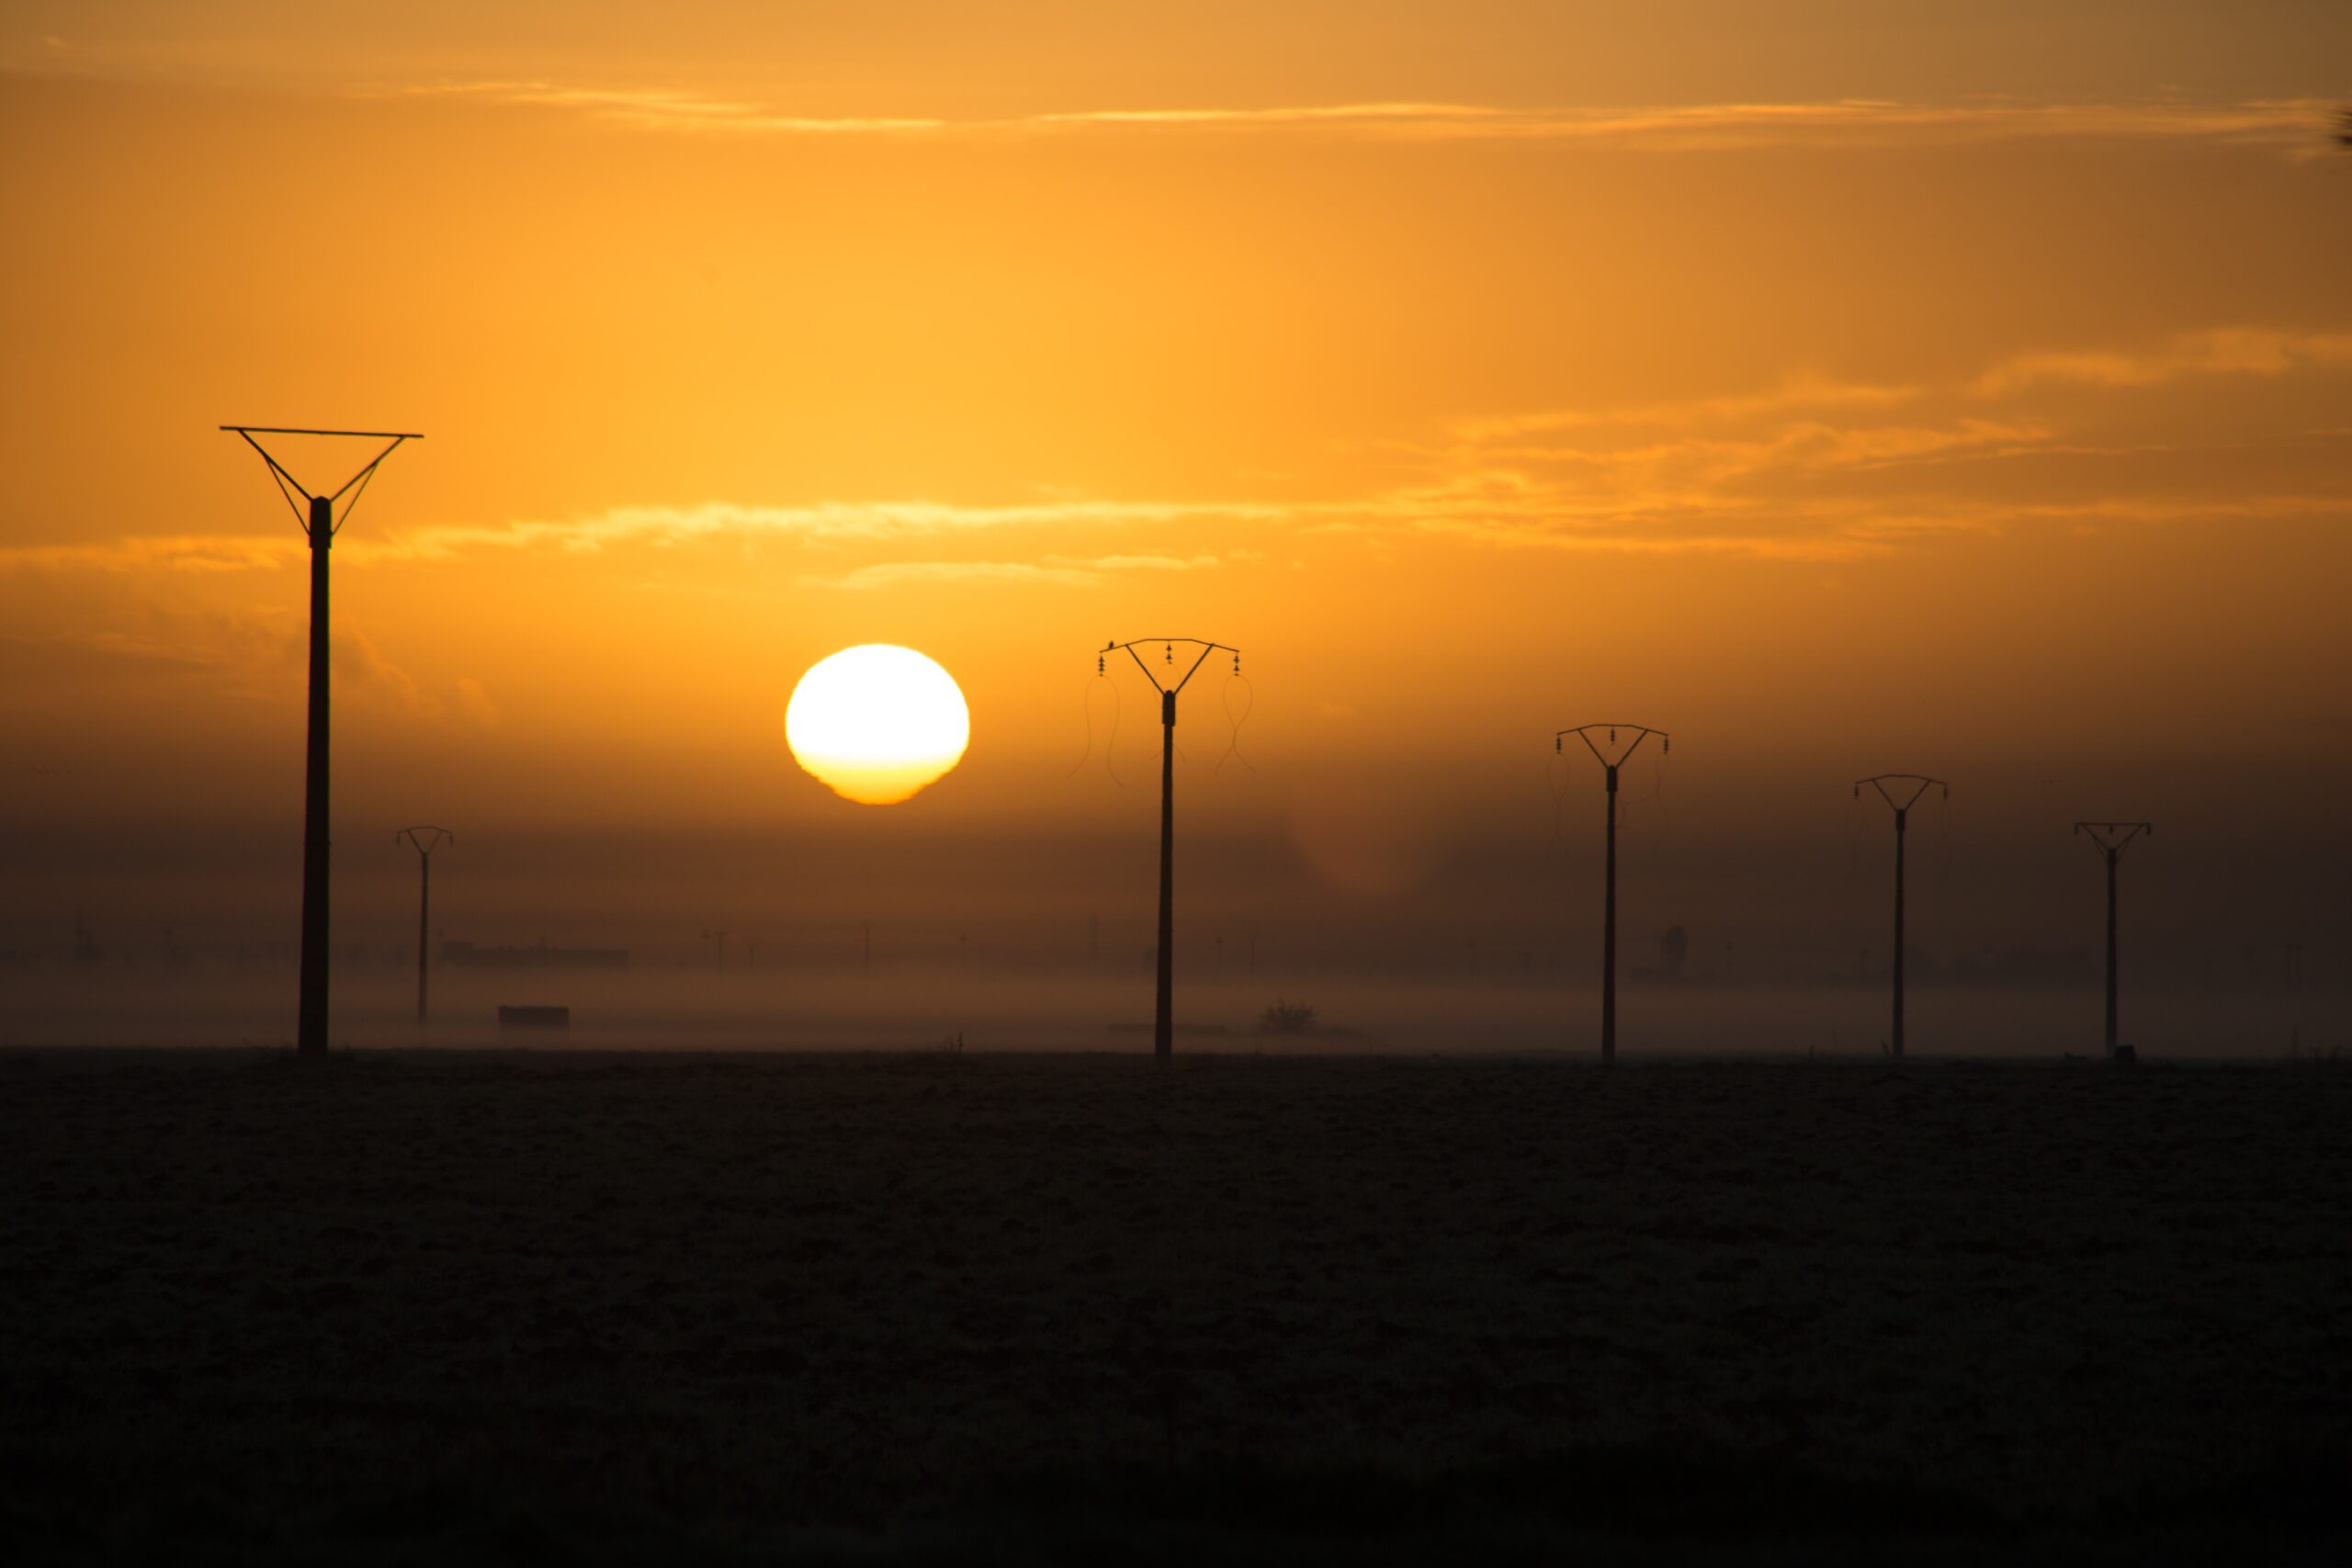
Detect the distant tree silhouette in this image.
<box><xmin>2338</xmin><ymin>106</ymin><xmax>2352</xmax><ymax>147</ymax></box>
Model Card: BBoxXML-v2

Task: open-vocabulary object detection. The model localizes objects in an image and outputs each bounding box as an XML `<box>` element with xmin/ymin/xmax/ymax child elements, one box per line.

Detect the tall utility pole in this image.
<box><xmin>223</xmin><ymin>426</ymin><xmax>420</xmax><ymax>1057</ymax></box>
<box><xmin>2074</xmin><ymin>821</ymin><xmax>2153</xmax><ymax>1059</ymax></box>
<box><xmin>1099</xmin><ymin>637</ymin><xmax>1241</xmax><ymax>1063</ymax></box>
<box><xmin>396</xmin><ymin>828</ymin><xmax>452</xmax><ymax>1025</ymax></box>
<box><xmin>1555</xmin><ymin>724</ymin><xmax>1669</xmax><ymax>1064</ymax></box>
<box><xmin>1855</xmin><ymin>774</ymin><xmax>1949</xmax><ymax>1059</ymax></box>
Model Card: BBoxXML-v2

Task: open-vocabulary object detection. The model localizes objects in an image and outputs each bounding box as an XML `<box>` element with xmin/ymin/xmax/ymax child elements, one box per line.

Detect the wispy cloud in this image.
<box><xmin>1452</xmin><ymin>377</ymin><xmax>1924</xmax><ymax>442</ymax></box>
<box><xmin>803</xmin><ymin>552</ymin><xmax>1221</xmax><ymax>591</ymax></box>
<box><xmin>1973</xmin><ymin>328</ymin><xmax>2352</xmax><ymax>396</ymax></box>
<box><xmin>5</xmin><ymin>326</ymin><xmax>2343</xmax><ymax>584</ymax></box>
<box><xmin>392</xmin><ymin>81</ymin><xmax>948</xmax><ymax>134</ymax></box>
<box><xmin>0</xmin><ymin>535</ymin><xmax>305</xmax><ymax>575</ymax></box>
<box><xmin>360</xmin><ymin>499</ymin><xmax>1284</xmax><ymax>564</ymax></box>
<box><xmin>389</xmin><ymin>83</ymin><xmax>2336</xmax><ymax>152</ymax></box>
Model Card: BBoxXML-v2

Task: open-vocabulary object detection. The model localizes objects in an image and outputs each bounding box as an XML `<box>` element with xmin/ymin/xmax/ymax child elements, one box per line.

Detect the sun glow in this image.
<box><xmin>785</xmin><ymin>645</ymin><xmax>970</xmax><ymax>805</ymax></box>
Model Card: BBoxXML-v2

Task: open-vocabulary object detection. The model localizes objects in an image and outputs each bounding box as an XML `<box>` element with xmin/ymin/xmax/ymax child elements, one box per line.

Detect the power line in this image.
<box><xmin>396</xmin><ymin>827</ymin><xmax>453</xmax><ymax>1026</ymax></box>
<box><xmin>1555</xmin><ymin>724</ymin><xmax>1669</xmax><ymax>1064</ymax></box>
<box><xmin>221</xmin><ymin>425</ymin><xmax>421</xmax><ymax>1057</ymax></box>
<box><xmin>2074</xmin><ymin>821</ymin><xmax>2153</xmax><ymax>1061</ymax></box>
<box><xmin>1855</xmin><ymin>773</ymin><xmax>1948</xmax><ymax>1060</ymax></box>
<box><xmin>1098</xmin><ymin>637</ymin><xmax>1240</xmax><ymax>1063</ymax></box>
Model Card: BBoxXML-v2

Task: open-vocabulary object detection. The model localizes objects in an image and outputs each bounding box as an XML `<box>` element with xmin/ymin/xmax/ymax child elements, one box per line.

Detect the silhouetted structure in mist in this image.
<box><xmin>1855</xmin><ymin>774</ymin><xmax>1948</xmax><ymax>1058</ymax></box>
<box><xmin>1098</xmin><ymin>637</ymin><xmax>1242</xmax><ymax>1062</ymax></box>
<box><xmin>222</xmin><ymin>425</ymin><xmax>420</xmax><ymax>1056</ymax></box>
<box><xmin>1555</xmin><ymin>724</ymin><xmax>1669</xmax><ymax>1064</ymax></box>
<box><xmin>2075</xmin><ymin>820</ymin><xmax>2153</xmax><ymax>1060</ymax></box>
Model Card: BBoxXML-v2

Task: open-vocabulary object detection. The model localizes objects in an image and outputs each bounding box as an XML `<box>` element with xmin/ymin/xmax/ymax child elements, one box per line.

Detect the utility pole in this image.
<box><xmin>1099</xmin><ymin>637</ymin><xmax>1241</xmax><ymax>1062</ymax></box>
<box><xmin>1555</xmin><ymin>724</ymin><xmax>1669</xmax><ymax>1064</ymax></box>
<box><xmin>2074</xmin><ymin>821</ymin><xmax>2152</xmax><ymax>1059</ymax></box>
<box><xmin>396</xmin><ymin>827</ymin><xmax>452</xmax><ymax>1025</ymax></box>
<box><xmin>223</xmin><ymin>426</ymin><xmax>420</xmax><ymax>1057</ymax></box>
<box><xmin>1855</xmin><ymin>774</ymin><xmax>1948</xmax><ymax>1059</ymax></box>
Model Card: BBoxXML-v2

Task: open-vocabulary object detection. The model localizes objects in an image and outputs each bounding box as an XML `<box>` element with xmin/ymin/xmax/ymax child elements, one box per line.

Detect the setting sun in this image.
<box><xmin>785</xmin><ymin>645</ymin><xmax>970</xmax><ymax>805</ymax></box>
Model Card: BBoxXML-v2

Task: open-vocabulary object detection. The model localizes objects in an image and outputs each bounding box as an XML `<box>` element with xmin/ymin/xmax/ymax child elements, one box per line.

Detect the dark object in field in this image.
<box><xmin>447</xmin><ymin>940</ymin><xmax>628</xmax><ymax>970</ymax></box>
<box><xmin>497</xmin><ymin>1005</ymin><xmax>571</xmax><ymax>1029</ymax></box>
<box><xmin>1261</xmin><ymin>998</ymin><xmax>1318</xmax><ymax>1034</ymax></box>
<box><xmin>2113</xmin><ymin>1043</ymin><xmax>2137</xmax><ymax>1066</ymax></box>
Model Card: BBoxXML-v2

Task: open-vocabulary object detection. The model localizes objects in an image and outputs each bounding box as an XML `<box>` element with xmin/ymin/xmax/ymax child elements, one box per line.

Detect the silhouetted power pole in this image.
<box><xmin>2074</xmin><ymin>821</ymin><xmax>2152</xmax><ymax>1059</ymax></box>
<box><xmin>397</xmin><ymin>827</ymin><xmax>452</xmax><ymax>1025</ymax></box>
<box><xmin>1556</xmin><ymin>724</ymin><xmax>1669</xmax><ymax>1064</ymax></box>
<box><xmin>224</xmin><ymin>426</ymin><xmax>420</xmax><ymax>1056</ymax></box>
<box><xmin>1101</xmin><ymin>637</ymin><xmax>1241</xmax><ymax>1062</ymax></box>
<box><xmin>1855</xmin><ymin>774</ymin><xmax>1948</xmax><ymax>1059</ymax></box>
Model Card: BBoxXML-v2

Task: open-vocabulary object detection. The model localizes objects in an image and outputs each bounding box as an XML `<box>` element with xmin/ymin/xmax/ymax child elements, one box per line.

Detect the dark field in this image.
<box><xmin>3</xmin><ymin>1050</ymin><xmax>2347</xmax><ymax>1563</ymax></box>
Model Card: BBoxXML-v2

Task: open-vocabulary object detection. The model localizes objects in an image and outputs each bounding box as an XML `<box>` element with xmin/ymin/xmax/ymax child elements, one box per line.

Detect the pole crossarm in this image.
<box><xmin>1856</xmin><ymin>773</ymin><xmax>1948</xmax><ymax>812</ymax></box>
<box><xmin>1556</xmin><ymin>724</ymin><xmax>1669</xmax><ymax>767</ymax></box>
<box><xmin>2075</xmin><ymin>821</ymin><xmax>2153</xmax><ymax>855</ymax></box>
<box><xmin>398</xmin><ymin>826</ymin><xmax>454</xmax><ymax>857</ymax></box>
<box><xmin>1102</xmin><ymin>637</ymin><xmax>1240</xmax><ymax>696</ymax></box>
<box><xmin>222</xmin><ymin>426</ymin><xmax>421</xmax><ymax>537</ymax></box>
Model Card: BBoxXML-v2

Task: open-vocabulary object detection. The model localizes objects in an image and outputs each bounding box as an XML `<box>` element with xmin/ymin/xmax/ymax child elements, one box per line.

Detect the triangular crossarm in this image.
<box><xmin>1556</xmin><ymin>724</ymin><xmax>1669</xmax><ymax>768</ymax></box>
<box><xmin>398</xmin><ymin>826</ymin><xmax>455</xmax><ymax>859</ymax></box>
<box><xmin>1102</xmin><ymin>637</ymin><xmax>1241</xmax><ymax>695</ymax></box>
<box><xmin>1857</xmin><ymin>773</ymin><xmax>1948</xmax><ymax>813</ymax></box>
<box><xmin>2075</xmin><ymin>821</ymin><xmax>2153</xmax><ymax>855</ymax></box>
<box><xmin>223</xmin><ymin>426</ymin><xmax>421</xmax><ymax>540</ymax></box>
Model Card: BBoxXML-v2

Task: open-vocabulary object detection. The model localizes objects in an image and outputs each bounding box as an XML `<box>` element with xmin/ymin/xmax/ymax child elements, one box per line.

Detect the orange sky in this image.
<box><xmin>3</xmin><ymin>3</ymin><xmax>2349</xmax><ymax>998</ymax></box>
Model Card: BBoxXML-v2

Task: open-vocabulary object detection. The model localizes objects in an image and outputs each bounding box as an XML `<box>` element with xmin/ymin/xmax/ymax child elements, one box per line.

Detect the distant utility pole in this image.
<box><xmin>1855</xmin><ymin>774</ymin><xmax>1948</xmax><ymax>1059</ymax></box>
<box><xmin>1100</xmin><ymin>637</ymin><xmax>1241</xmax><ymax>1062</ymax></box>
<box><xmin>2074</xmin><ymin>821</ymin><xmax>2152</xmax><ymax>1059</ymax></box>
<box><xmin>396</xmin><ymin>827</ymin><xmax>452</xmax><ymax>1025</ymax></box>
<box><xmin>223</xmin><ymin>426</ymin><xmax>420</xmax><ymax>1057</ymax></box>
<box><xmin>1555</xmin><ymin>724</ymin><xmax>1669</xmax><ymax>1064</ymax></box>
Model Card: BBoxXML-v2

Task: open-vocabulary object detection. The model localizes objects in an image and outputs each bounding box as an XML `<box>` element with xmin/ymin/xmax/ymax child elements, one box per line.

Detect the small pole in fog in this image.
<box><xmin>1097</xmin><ymin>637</ymin><xmax>1243</xmax><ymax>1063</ymax></box>
<box><xmin>2074</xmin><ymin>821</ymin><xmax>2152</xmax><ymax>1059</ymax></box>
<box><xmin>395</xmin><ymin>828</ymin><xmax>452</xmax><ymax>1025</ymax></box>
<box><xmin>222</xmin><ymin>425</ymin><xmax>421</xmax><ymax>1056</ymax></box>
<box><xmin>1855</xmin><ymin>775</ymin><xmax>1949</xmax><ymax>1059</ymax></box>
<box><xmin>1555</xmin><ymin>724</ymin><xmax>1670</xmax><ymax>1064</ymax></box>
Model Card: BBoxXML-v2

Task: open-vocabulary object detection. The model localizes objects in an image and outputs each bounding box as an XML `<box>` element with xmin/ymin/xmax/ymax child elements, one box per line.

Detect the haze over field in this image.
<box><xmin>3</xmin><ymin>2</ymin><xmax>2348</xmax><ymax>1048</ymax></box>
